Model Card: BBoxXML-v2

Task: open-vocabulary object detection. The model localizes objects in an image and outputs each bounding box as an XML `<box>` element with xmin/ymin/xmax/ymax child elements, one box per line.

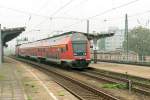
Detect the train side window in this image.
<box><xmin>38</xmin><ymin>48</ymin><xmax>40</xmax><ymax>52</ymax></box>
<box><xmin>61</xmin><ymin>46</ymin><xmax>68</xmax><ymax>53</ymax></box>
<box><xmin>61</xmin><ymin>48</ymin><xmax>63</xmax><ymax>53</ymax></box>
<box><xmin>66</xmin><ymin>45</ymin><xmax>68</xmax><ymax>51</ymax></box>
<box><xmin>61</xmin><ymin>48</ymin><xmax>64</xmax><ymax>53</ymax></box>
<box><xmin>64</xmin><ymin>47</ymin><xmax>66</xmax><ymax>52</ymax></box>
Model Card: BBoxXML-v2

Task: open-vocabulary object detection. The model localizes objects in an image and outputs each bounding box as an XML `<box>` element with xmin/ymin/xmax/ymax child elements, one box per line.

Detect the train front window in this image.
<box><xmin>72</xmin><ymin>42</ymin><xmax>86</xmax><ymax>56</ymax></box>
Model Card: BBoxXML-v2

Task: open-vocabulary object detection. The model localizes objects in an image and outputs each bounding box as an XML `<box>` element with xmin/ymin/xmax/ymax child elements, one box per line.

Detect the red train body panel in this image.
<box><xmin>16</xmin><ymin>31</ymin><xmax>91</xmax><ymax>68</ymax></box>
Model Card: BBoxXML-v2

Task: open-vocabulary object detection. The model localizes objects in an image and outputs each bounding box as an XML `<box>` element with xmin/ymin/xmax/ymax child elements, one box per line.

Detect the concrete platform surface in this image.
<box><xmin>0</xmin><ymin>57</ymin><xmax>78</xmax><ymax>100</ymax></box>
<box><xmin>90</xmin><ymin>62</ymin><xmax>150</xmax><ymax>79</ymax></box>
<box><xmin>0</xmin><ymin>58</ymin><xmax>26</xmax><ymax>100</ymax></box>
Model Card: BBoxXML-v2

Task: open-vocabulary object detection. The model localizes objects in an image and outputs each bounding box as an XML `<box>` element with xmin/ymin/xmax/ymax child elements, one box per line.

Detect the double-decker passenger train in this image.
<box><xmin>16</xmin><ymin>31</ymin><xmax>91</xmax><ymax>69</ymax></box>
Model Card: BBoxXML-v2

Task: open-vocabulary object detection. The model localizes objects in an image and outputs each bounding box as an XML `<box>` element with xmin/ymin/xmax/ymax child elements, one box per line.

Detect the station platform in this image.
<box><xmin>0</xmin><ymin>57</ymin><xmax>78</xmax><ymax>100</ymax></box>
<box><xmin>90</xmin><ymin>62</ymin><xmax>150</xmax><ymax>79</ymax></box>
<box><xmin>0</xmin><ymin>58</ymin><xmax>26</xmax><ymax>100</ymax></box>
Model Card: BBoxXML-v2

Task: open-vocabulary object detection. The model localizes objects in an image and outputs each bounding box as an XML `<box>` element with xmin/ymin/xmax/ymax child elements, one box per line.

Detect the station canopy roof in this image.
<box><xmin>82</xmin><ymin>32</ymin><xmax>114</xmax><ymax>40</ymax></box>
<box><xmin>62</xmin><ymin>31</ymin><xmax>114</xmax><ymax>40</ymax></box>
<box><xmin>48</xmin><ymin>31</ymin><xmax>114</xmax><ymax>40</ymax></box>
<box><xmin>60</xmin><ymin>31</ymin><xmax>114</xmax><ymax>40</ymax></box>
<box><xmin>2</xmin><ymin>27</ymin><xmax>25</xmax><ymax>46</ymax></box>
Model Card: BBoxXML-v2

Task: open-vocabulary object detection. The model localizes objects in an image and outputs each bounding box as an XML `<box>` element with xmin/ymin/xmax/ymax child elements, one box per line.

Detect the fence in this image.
<box><xmin>91</xmin><ymin>50</ymin><xmax>150</xmax><ymax>63</ymax></box>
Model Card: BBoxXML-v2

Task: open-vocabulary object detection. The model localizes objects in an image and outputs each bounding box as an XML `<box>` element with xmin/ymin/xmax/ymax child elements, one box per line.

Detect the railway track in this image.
<box><xmin>83</xmin><ymin>68</ymin><xmax>150</xmax><ymax>96</ymax></box>
<box><xmin>13</xmin><ymin>57</ymin><xmax>119</xmax><ymax>100</ymax></box>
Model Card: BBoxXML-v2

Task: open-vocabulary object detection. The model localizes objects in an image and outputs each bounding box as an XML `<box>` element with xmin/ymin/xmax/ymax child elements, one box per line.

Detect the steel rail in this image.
<box><xmin>84</xmin><ymin>68</ymin><xmax>150</xmax><ymax>96</ymax></box>
<box><xmin>13</xmin><ymin>57</ymin><xmax>119</xmax><ymax>100</ymax></box>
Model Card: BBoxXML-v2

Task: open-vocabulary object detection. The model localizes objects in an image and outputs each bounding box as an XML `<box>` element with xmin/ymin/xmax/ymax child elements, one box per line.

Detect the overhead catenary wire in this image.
<box><xmin>51</xmin><ymin>0</ymin><xmax>141</xmax><ymax>32</ymax></box>
<box><xmin>0</xmin><ymin>0</ymin><xmax>141</xmax><ymax>20</ymax></box>
<box><xmin>61</xmin><ymin>0</ymin><xmax>89</xmax><ymax>15</ymax></box>
<box><xmin>32</xmin><ymin>0</ymin><xmax>76</xmax><ymax>28</ymax></box>
<box><xmin>36</xmin><ymin>0</ymin><xmax>50</xmax><ymax>12</ymax></box>
<box><xmin>0</xmin><ymin>4</ymin><xmax>84</xmax><ymax>20</ymax></box>
<box><xmin>50</xmin><ymin>0</ymin><xmax>74</xmax><ymax>17</ymax></box>
<box><xmin>24</xmin><ymin>15</ymin><xmax>32</xmax><ymax>27</ymax></box>
<box><xmin>0</xmin><ymin>0</ymin><xmax>143</xmax><ymax>34</ymax></box>
<box><xmin>32</xmin><ymin>0</ymin><xmax>147</xmax><ymax>33</ymax></box>
<box><xmin>0</xmin><ymin>3</ymin><xmax>86</xmax><ymax>30</ymax></box>
<box><xmin>62</xmin><ymin>20</ymin><xmax>85</xmax><ymax>29</ymax></box>
<box><xmin>35</xmin><ymin>8</ymin><xmax>150</xmax><ymax>34</ymax></box>
<box><xmin>25</xmin><ymin>0</ymin><xmax>50</xmax><ymax>25</ymax></box>
<box><xmin>61</xmin><ymin>9</ymin><xmax>150</xmax><ymax>33</ymax></box>
<box><xmin>0</xmin><ymin>5</ymin><xmax>50</xmax><ymax>18</ymax></box>
<box><xmin>88</xmin><ymin>0</ymin><xmax>140</xmax><ymax>19</ymax></box>
<box><xmin>97</xmin><ymin>10</ymin><xmax>150</xmax><ymax>22</ymax></box>
<box><xmin>35</xmin><ymin>0</ymin><xmax>88</xmax><ymax>28</ymax></box>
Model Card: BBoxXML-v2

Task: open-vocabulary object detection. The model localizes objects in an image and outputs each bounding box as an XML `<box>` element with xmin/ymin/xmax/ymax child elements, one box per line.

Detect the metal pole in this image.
<box><xmin>125</xmin><ymin>14</ymin><xmax>129</xmax><ymax>61</ymax></box>
<box><xmin>94</xmin><ymin>49</ymin><xmax>97</xmax><ymax>63</ymax></box>
<box><xmin>2</xmin><ymin>42</ymin><xmax>3</xmax><ymax>62</ymax></box>
<box><xmin>128</xmin><ymin>80</ymin><xmax>132</xmax><ymax>94</ymax></box>
<box><xmin>0</xmin><ymin>24</ymin><xmax>2</xmax><ymax>64</ymax></box>
<box><xmin>87</xmin><ymin>19</ymin><xmax>89</xmax><ymax>33</ymax></box>
<box><xmin>87</xmin><ymin>19</ymin><xmax>90</xmax><ymax>41</ymax></box>
<box><xmin>93</xmin><ymin>38</ymin><xmax>98</xmax><ymax>63</ymax></box>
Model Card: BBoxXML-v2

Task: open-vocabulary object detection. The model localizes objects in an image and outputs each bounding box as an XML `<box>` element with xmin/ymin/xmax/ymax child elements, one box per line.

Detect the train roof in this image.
<box><xmin>16</xmin><ymin>31</ymin><xmax>114</xmax><ymax>46</ymax></box>
<box><xmin>16</xmin><ymin>31</ymin><xmax>86</xmax><ymax>46</ymax></box>
<box><xmin>43</xmin><ymin>31</ymin><xmax>85</xmax><ymax>40</ymax></box>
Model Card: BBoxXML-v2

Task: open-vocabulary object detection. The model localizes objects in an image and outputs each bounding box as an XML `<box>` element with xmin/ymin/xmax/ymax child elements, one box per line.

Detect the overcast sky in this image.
<box><xmin>1</xmin><ymin>0</ymin><xmax>150</xmax><ymax>50</ymax></box>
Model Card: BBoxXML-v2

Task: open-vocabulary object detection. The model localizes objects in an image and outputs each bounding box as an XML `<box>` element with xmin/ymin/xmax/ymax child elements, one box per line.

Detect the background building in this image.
<box><xmin>98</xmin><ymin>29</ymin><xmax>125</xmax><ymax>51</ymax></box>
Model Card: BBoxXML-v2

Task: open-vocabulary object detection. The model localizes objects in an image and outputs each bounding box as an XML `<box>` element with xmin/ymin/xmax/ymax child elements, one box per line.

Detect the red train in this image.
<box><xmin>16</xmin><ymin>31</ymin><xmax>91</xmax><ymax>69</ymax></box>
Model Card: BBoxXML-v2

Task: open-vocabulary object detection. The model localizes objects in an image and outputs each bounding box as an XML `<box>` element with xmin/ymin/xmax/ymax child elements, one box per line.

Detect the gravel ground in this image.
<box><xmin>2</xmin><ymin>57</ymin><xmax>78</xmax><ymax>100</ymax></box>
<box><xmin>5</xmin><ymin>56</ymin><xmax>149</xmax><ymax>100</ymax></box>
<box><xmin>90</xmin><ymin>62</ymin><xmax>150</xmax><ymax>79</ymax></box>
<box><xmin>46</xmin><ymin>66</ymin><xmax>150</xmax><ymax>100</ymax></box>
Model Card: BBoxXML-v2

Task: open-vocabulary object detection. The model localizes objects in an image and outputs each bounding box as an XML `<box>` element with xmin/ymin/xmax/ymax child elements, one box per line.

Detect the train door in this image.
<box><xmin>41</xmin><ymin>48</ymin><xmax>44</xmax><ymax>57</ymax></box>
<box><xmin>57</xmin><ymin>47</ymin><xmax>61</xmax><ymax>59</ymax></box>
<box><xmin>37</xmin><ymin>48</ymin><xmax>42</xmax><ymax>57</ymax></box>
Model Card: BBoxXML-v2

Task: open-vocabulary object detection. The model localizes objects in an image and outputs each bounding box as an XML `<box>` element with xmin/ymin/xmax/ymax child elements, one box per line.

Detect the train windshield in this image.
<box><xmin>72</xmin><ymin>42</ymin><xmax>87</xmax><ymax>56</ymax></box>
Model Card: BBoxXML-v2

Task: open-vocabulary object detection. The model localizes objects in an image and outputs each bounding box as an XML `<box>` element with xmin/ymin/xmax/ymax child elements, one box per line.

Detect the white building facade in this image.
<box><xmin>98</xmin><ymin>29</ymin><xmax>125</xmax><ymax>51</ymax></box>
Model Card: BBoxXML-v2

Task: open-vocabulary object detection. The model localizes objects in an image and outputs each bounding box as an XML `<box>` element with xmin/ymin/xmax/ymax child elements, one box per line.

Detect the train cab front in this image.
<box><xmin>72</xmin><ymin>47</ymin><xmax>90</xmax><ymax>68</ymax></box>
<box><xmin>72</xmin><ymin>58</ymin><xmax>91</xmax><ymax>69</ymax></box>
<box><xmin>70</xmin><ymin>32</ymin><xmax>91</xmax><ymax>69</ymax></box>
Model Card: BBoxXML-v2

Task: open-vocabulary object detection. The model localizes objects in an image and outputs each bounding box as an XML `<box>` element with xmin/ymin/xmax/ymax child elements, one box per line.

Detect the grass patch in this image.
<box><xmin>24</xmin><ymin>82</ymin><xmax>38</xmax><ymax>93</ymax></box>
<box><xmin>58</xmin><ymin>91</ymin><xmax>65</xmax><ymax>96</ymax></box>
<box><xmin>27</xmin><ymin>96</ymin><xmax>32</xmax><ymax>100</ymax></box>
<box><xmin>0</xmin><ymin>74</ymin><xmax>5</xmax><ymax>80</ymax></box>
<box><xmin>17</xmin><ymin>70</ymin><xmax>22</xmax><ymax>73</ymax></box>
<box><xmin>102</xmin><ymin>83</ymin><xmax>127</xmax><ymax>89</ymax></box>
